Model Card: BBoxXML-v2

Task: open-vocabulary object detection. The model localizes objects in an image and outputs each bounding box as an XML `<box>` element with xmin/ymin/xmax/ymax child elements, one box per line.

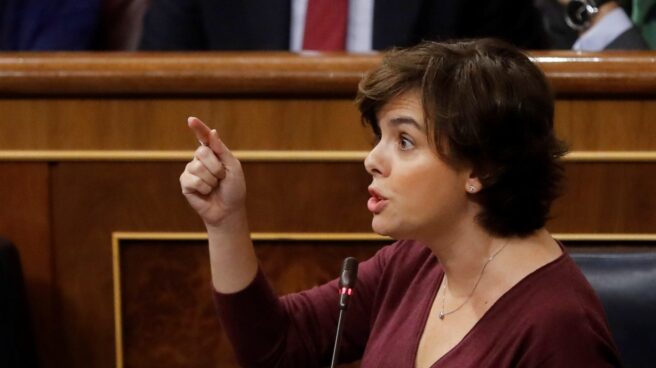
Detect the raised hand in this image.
<box><xmin>180</xmin><ymin>117</ymin><xmax>246</xmax><ymax>227</ymax></box>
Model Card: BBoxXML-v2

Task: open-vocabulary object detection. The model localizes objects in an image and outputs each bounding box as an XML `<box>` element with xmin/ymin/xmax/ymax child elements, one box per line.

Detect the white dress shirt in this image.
<box><xmin>573</xmin><ymin>7</ymin><xmax>633</xmax><ymax>51</ymax></box>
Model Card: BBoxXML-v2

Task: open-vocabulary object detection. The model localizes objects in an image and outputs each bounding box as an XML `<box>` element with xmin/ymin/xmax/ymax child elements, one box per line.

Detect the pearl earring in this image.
<box><xmin>467</xmin><ymin>185</ymin><xmax>476</xmax><ymax>193</ymax></box>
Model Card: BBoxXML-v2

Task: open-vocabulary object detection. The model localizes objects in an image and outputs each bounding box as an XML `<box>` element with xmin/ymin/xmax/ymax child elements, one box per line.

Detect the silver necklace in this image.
<box><xmin>438</xmin><ymin>241</ymin><xmax>509</xmax><ymax>320</ymax></box>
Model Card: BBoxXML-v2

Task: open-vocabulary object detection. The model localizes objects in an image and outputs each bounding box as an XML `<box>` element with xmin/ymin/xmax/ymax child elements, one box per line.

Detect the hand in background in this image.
<box><xmin>559</xmin><ymin>0</ymin><xmax>621</xmax><ymax>30</ymax></box>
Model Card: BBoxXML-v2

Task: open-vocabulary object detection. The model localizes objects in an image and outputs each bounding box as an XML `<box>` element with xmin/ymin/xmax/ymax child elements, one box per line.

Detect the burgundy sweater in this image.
<box><xmin>214</xmin><ymin>240</ymin><xmax>622</xmax><ymax>367</ymax></box>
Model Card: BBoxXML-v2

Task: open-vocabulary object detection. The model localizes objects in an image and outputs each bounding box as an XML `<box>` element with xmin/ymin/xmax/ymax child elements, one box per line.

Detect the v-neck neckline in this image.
<box><xmin>412</xmin><ymin>247</ymin><xmax>567</xmax><ymax>368</ymax></box>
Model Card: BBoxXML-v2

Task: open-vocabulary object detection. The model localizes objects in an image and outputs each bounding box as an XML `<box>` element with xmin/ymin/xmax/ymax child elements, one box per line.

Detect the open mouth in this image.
<box><xmin>367</xmin><ymin>187</ymin><xmax>389</xmax><ymax>214</ymax></box>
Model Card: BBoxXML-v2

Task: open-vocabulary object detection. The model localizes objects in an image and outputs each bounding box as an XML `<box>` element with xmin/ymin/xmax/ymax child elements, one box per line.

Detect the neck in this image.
<box><xmin>427</xmin><ymin>226</ymin><xmax>554</xmax><ymax>298</ymax></box>
<box><xmin>421</xmin><ymin>217</ymin><xmax>508</xmax><ymax>296</ymax></box>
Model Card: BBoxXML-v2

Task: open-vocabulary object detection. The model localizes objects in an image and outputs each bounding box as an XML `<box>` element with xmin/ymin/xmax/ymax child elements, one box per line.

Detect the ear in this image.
<box><xmin>465</xmin><ymin>171</ymin><xmax>483</xmax><ymax>194</ymax></box>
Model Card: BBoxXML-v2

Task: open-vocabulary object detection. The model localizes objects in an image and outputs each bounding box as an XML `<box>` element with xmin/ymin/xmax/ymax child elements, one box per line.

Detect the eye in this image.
<box><xmin>399</xmin><ymin>134</ymin><xmax>415</xmax><ymax>150</ymax></box>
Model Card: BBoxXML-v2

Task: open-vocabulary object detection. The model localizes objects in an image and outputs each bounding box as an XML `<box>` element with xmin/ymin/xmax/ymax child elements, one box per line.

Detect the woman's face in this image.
<box><xmin>364</xmin><ymin>89</ymin><xmax>473</xmax><ymax>241</ymax></box>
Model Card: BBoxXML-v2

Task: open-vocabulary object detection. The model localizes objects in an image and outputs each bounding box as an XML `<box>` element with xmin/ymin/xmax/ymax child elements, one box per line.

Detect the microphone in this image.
<box><xmin>339</xmin><ymin>257</ymin><xmax>358</xmax><ymax>310</ymax></box>
<box><xmin>330</xmin><ymin>257</ymin><xmax>359</xmax><ymax>368</ymax></box>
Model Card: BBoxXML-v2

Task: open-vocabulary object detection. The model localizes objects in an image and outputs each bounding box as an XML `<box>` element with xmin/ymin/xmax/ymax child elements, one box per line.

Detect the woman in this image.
<box><xmin>180</xmin><ymin>39</ymin><xmax>621</xmax><ymax>367</ymax></box>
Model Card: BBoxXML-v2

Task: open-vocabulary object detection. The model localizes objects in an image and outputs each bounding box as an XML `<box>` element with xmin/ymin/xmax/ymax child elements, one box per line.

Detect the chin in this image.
<box><xmin>372</xmin><ymin>214</ymin><xmax>426</xmax><ymax>241</ymax></box>
<box><xmin>371</xmin><ymin>217</ymin><xmax>390</xmax><ymax>236</ymax></box>
<box><xmin>371</xmin><ymin>217</ymin><xmax>404</xmax><ymax>239</ymax></box>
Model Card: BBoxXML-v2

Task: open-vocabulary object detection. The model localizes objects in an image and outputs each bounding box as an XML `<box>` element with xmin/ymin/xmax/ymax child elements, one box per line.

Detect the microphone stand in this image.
<box><xmin>330</xmin><ymin>257</ymin><xmax>358</xmax><ymax>368</ymax></box>
<box><xmin>330</xmin><ymin>309</ymin><xmax>347</xmax><ymax>368</ymax></box>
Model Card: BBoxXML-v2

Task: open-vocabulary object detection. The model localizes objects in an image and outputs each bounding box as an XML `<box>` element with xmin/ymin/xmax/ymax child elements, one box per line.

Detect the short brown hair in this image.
<box><xmin>356</xmin><ymin>38</ymin><xmax>567</xmax><ymax>237</ymax></box>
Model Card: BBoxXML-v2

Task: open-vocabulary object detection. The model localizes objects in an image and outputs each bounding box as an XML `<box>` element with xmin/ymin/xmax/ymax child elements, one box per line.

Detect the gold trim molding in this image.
<box><xmin>112</xmin><ymin>231</ymin><xmax>656</xmax><ymax>242</ymax></box>
<box><xmin>0</xmin><ymin>150</ymin><xmax>367</xmax><ymax>162</ymax></box>
<box><xmin>111</xmin><ymin>234</ymin><xmax>123</xmax><ymax>368</ymax></box>
<box><xmin>3</xmin><ymin>150</ymin><xmax>656</xmax><ymax>162</ymax></box>
<box><xmin>552</xmin><ymin>233</ymin><xmax>656</xmax><ymax>241</ymax></box>
<box><xmin>112</xmin><ymin>231</ymin><xmax>656</xmax><ymax>367</ymax></box>
<box><xmin>113</xmin><ymin>231</ymin><xmax>389</xmax><ymax>241</ymax></box>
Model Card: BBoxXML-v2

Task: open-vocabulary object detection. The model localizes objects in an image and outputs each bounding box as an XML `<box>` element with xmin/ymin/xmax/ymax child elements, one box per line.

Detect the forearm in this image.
<box><xmin>206</xmin><ymin>209</ymin><xmax>259</xmax><ymax>294</ymax></box>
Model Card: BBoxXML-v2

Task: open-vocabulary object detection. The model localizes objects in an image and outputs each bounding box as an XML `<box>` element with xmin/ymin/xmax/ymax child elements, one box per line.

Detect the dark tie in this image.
<box><xmin>302</xmin><ymin>0</ymin><xmax>348</xmax><ymax>50</ymax></box>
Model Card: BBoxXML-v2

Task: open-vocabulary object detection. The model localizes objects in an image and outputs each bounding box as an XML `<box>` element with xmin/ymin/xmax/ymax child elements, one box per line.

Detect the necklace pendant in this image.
<box><xmin>439</xmin><ymin>311</ymin><xmax>445</xmax><ymax>320</ymax></box>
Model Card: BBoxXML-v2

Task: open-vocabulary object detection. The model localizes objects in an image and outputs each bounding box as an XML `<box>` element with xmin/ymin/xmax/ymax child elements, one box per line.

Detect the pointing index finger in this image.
<box><xmin>188</xmin><ymin>116</ymin><xmax>211</xmax><ymax>146</ymax></box>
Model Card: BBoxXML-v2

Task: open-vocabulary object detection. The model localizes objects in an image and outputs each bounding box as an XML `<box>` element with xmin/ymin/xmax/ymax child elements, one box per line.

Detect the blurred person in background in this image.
<box><xmin>0</xmin><ymin>0</ymin><xmax>150</xmax><ymax>50</ymax></box>
<box><xmin>535</xmin><ymin>0</ymin><xmax>652</xmax><ymax>50</ymax></box>
<box><xmin>0</xmin><ymin>0</ymin><xmax>101</xmax><ymax>50</ymax></box>
<box><xmin>139</xmin><ymin>0</ymin><xmax>550</xmax><ymax>51</ymax></box>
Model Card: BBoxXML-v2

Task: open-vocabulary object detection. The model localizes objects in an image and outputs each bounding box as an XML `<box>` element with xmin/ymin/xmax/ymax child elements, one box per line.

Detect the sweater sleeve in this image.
<box><xmin>213</xmin><ymin>243</ymin><xmax>398</xmax><ymax>367</ymax></box>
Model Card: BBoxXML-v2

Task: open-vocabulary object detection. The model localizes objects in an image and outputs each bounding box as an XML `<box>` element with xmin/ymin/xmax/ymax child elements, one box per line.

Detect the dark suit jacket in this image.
<box><xmin>0</xmin><ymin>0</ymin><xmax>101</xmax><ymax>50</ymax></box>
<box><xmin>606</xmin><ymin>26</ymin><xmax>650</xmax><ymax>49</ymax></box>
<box><xmin>140</xmin><ymin>0</ymin><xmax>549</xmax><ymax>50</ymax></box>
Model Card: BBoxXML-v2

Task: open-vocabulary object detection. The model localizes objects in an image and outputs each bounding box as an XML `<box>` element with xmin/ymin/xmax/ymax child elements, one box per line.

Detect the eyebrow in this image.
<box><xmin>387</xmin><ymin>116</ymin><xmax>425</xmax><ymax>132</ymax></box>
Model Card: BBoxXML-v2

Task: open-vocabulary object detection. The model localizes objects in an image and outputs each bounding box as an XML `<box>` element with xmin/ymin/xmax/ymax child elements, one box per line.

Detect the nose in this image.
<box><xmin>364</xmin><ymin>142</ymin><xmax>385</xmax><ymax>177</ymax></box>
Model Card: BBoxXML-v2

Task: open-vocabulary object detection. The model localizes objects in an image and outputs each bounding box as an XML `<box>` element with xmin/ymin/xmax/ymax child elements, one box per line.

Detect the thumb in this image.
<box><xmin>208</xmin><ymin>129</ymin><xmax>238</xmax><ymax>167</ymax></box>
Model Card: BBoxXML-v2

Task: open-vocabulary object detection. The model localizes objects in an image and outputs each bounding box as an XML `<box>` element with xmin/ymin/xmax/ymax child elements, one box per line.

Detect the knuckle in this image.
<box><xmin>196</xmin><ymin>146</ymin><xmax>212</xmax><ymax>160</ymax></box>
<box><xmin>189</xmin><ymin>160</ymin><xmax>204</xmax><ymax>175</ymax></box>
<box><xmin>192</xmin><ymin>176</ymin><xmax>203</xmax><ymax>187</ymax></box>
<box><xmin>185</xmin><ymin>161</ymin><xmax>196</xmax><ymax>173</ymax></box>
<box><xmin>180</xmin><ymin>178</ymin><xmax>193</xmax><ymax>193</ymax></box>
<box><xmin>180</xmin><ymin>172</ymin><xmax>192</xmax><ymax>184</ymax></box>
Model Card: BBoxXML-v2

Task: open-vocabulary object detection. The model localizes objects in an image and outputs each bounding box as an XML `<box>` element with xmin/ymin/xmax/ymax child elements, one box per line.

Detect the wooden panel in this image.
<box><xmin>0</xmin><ymin>163</ymin><xmax>52</xmax><ymax>366</ymax></box>
<box><xmin>554</xmin><ymin>100</ymin><xmax>656</xmax><ymax>151</ymax></box>
<box><xmin>243</xmin><ymin>162</ymin><xmax>371</xmax><ymax>232</ymax></box>
<box><xmin>50</xmin><ymin>161</ymin><xmax>372</xmax><ymax>368</ymax></box>
<box><xmin>0</xmin><ymin>98</ymin><xmax>367</xmax><ymax>151</ymax></box>
<box><xmin>49</xmin><ymin>163</ymin><xmax>208</xmax><ymax>368</ymax></box>
<box><xmin>118</xmin><ymin>239</ymin><xmax>382</xmax><ymax>368</ymax></box>
<box><xmin>1</xmin><ymin>98</ymin><xmax>655</xmax><ymax>152</ymax></box>
<box><xmin>551</xmin><ymin>162</ymin><xmax>656</xmax><ymax>233</ymax></box>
